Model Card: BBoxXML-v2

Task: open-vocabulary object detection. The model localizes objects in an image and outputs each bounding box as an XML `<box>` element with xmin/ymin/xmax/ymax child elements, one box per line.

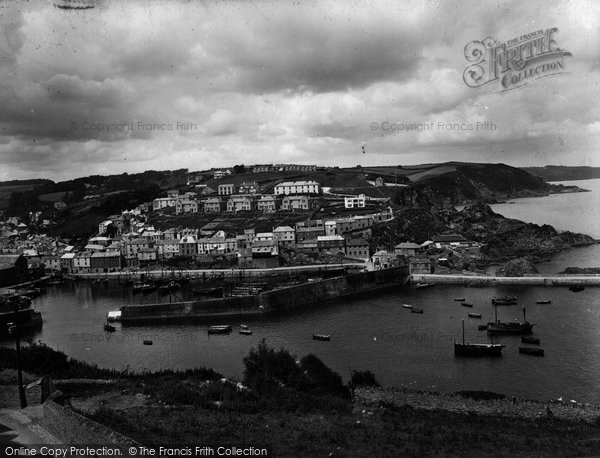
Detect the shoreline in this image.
<box><xmin>410</xmin><ymin>273</ymin><xmax>600</xmax><ymax>286</ymax></box>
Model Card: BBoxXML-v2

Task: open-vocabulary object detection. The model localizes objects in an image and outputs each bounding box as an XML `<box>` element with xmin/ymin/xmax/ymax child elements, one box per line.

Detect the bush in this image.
<box><xmin>243</xmin><ymin>339</ymin><xmax>303</xmax><ymax>394</ymax></box>
<box><xmin>351</xmin><ymin>369</ymin><xmax>379</xmax><ymax>388</ymax></box>
<box><xmin>300</xmin><ymin>354</ymin><xmax>350</xmax><ymax>399</ymax></box>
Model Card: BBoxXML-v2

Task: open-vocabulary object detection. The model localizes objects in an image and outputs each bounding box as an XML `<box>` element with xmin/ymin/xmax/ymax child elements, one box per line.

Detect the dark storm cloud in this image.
<box><xmin>0</xmin><ymin>0</ymin><xmax>599</xmax><ymax>181</ymax></box>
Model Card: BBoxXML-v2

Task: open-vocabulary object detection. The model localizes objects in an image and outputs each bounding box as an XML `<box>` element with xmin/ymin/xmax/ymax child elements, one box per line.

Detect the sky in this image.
<box><xmin>0</xmin><ymin>0</ymin><xmax>599</xmax><ymax>181</ymax></box>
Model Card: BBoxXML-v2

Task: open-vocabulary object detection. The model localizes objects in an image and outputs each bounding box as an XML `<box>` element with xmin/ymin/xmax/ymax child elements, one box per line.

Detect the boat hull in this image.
<box><xmin>487</xmin><ymin>322</ymin><xmax>533</xmax><ymax>334</ymax></box>
<box><xmin>519</xmin><ymin>347</ymin><xmax>544</xmax><ymax>356</ymax></box>
<box><xmin>312</xmin><ymin>334</ymin><xmax>330</xmax><ymax>341</ymax></box>
<box><xmin>454</xmin><ymin>343</ymin><xmax>504</xmax><ymax>357</ymax></box>
<box><xmin>208</xmin><ymin>325</ymin><xmax>232</xmax><ymax>334</ymax></box>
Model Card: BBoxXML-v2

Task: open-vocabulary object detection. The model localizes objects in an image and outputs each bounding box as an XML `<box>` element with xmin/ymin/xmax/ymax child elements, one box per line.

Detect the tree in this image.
<box><xmin>233</xmin><ymin>164</ymin><xmax>246</xmax><ymax>175</ymax></box>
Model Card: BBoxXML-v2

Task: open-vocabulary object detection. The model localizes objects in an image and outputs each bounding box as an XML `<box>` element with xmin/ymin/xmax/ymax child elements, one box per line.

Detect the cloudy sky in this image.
<box><xmin>0</xmin><ymin>0</ymin><xmax>599</xmax><ymax>181</ymax></box>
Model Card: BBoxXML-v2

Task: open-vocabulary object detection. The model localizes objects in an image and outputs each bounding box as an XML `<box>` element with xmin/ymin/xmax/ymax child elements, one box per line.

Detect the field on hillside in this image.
<box><xmin>38</xmin><ymin>191</ymin><xmax>68</xmax><ymax>202</ymax></box>
<box><xmin>407</xmin><ymin>165</ymin><xmax>457</xmax><ymax>182</ymax></box>
<box><xmin>0</xmin><ymin>184</ymin><xmax>40</xmax><ymax>208</ymax></box>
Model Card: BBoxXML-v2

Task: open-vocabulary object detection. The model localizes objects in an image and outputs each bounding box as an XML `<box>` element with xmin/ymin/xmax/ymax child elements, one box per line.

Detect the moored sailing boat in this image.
<box><xmin>487</xmin><ymin>306</ymin><xmax>534</xmax><ymax>334</ymax></box>
<box><xmin>454</xmin><ymin>319</ymin><xmax>504</xmax><ymax>357</ymax></box>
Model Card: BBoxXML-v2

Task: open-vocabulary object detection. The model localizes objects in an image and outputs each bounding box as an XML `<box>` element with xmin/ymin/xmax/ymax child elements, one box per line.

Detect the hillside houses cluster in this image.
<box><xmin>37</xmin><ymin>204</ymin><xmax>395</xmax><ymax>274</ymax></box>
<box><xmin>147</xmin><ymin>180</ymin><xmax>327</xmax><ymax>216</ymax></box>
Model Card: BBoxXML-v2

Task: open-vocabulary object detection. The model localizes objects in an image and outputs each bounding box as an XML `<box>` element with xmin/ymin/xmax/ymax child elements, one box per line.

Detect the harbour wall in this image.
<box><xmin>410</xmin><ymin>274</ymin><xmax>600</xmax><ymax>286</ymax></box>
<box><xmin>120</xmin><ymin>267</ymin><xmax>408</xmax><ymax>324</ymax></box>
<box><xmin>72</xmin><ymin>263</ymin><xmax>365</xmax><ymax>281</ymax></box>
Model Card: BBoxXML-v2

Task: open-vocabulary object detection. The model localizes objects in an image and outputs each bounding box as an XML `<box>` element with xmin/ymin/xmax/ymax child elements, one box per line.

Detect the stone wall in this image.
<box><xmin>120</xmin><ymin>267</ymin><xmax>408</xmax><ymax>323</ymax></box>
<box><xmin>43</xmin><ymin>392</ymin><xmax>139</xmax><ymax>446</ymax></box>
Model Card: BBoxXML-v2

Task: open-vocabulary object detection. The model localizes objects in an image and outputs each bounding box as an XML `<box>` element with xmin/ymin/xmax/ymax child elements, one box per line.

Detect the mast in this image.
<box><xmin>494</xmin><ymin>304</ymin><xmax>498</xmax><ymax>323</ymax></box>
<box><xmin>522</xmin><ymin>306</ymin><xmax>526</xmax><ymax>323</ymax></box>
<box><xmin>462</xmin><ymin>319</ymin><xmax>465</xmax><ymax>344</ymax></box>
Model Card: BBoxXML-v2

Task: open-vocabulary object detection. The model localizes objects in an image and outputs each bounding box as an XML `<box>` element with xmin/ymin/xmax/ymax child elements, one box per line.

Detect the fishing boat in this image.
<box><xmin>535</xmin><ymin>300</ymin><xmax>552</xmax><ymax>304</ymax></box>
<box><xmin>468</xmin><ymin>312</ymin><xmax>482</xmax><ymax>319</ymax></box>
<box><xmin>239</xmin><ymin>329</ymin><xmax>253</xmax><ymax>335</ymax></box>
<box><xmin>454</xmin><ymin>298</ymin><xmax>465</xmax><ymax>302</ymax></box>
<box><xmin>487</xmin><ymin>306</ymin><xmax>534</xmax><ymax>334</ymax></box>
<box><xmin>103</xmin><ymin>322</ymin><xmax>116</xmax><ymax>332</ymax></box>
<box><xmin>415</xmin><ymin>283</ymin><xmax>436</xmax><ymax>289</ymax></box>
<box><xmin>133</xmin><ymin>283</ymin><xmax>155</xmax><ymax>294</ymax></box>
<box><xmin>402</xmin><ymin>304</ymin><xmax>413</xmax><ymax>309</ymax></box>
<box><xmin>461</xmin><ymin>302</ymin><xmax>473</xmax><ymax>308</ymax></box>
<box><xmin>158</xmin><ymin>281</ymin><xmax>180</xmax><ymax>295</ymax></box>
<box><xmin>454</xmin><ymin>320</ymin><xmax>504</xmax><ymax>357</ymax></box>
<box><xmin>132</xmin><ymin>283</ymin><xmax>145</xmax><ymax>294</ymax></box>
<box><xmin>521</xmin><ymin>336</ymin><xmax>540</xmax><ymax>344</ymax></box>
<box><xmin>208</xmin><ymin>325</ymin><xmax>232</xmax><ymax>334</ymax></box>
<box><xmin>569</xmin><ymin>285</ymin><xmax>585</xmax><ymax>292</ymax></box>
<box><xmin>312</xmin><ymin>334</ymin><xmax>331</xmax><ymax>341</ymax></box>
<box><xmin>519</xmin><ymin>347</ymin><xmax>544</xmax><ymax>356</ymax></box>
<box><xmin>141</xmin><ymin>284</ymin><xmax>157</xmax><ymax>294</ymax></box>
<box><xmin>411</xmin><ymin>308</ymin><xmax>424</xmax><ymax>314</ymax></box>
<box><xmin>492</xmin><ymin>296</ymin><xmax>518</xmax><ymax>305</ymax></box>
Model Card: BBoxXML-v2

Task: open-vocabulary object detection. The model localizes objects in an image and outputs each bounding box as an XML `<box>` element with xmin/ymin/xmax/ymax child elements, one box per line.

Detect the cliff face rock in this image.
<box><xmin>496</xmin><ymin>258</ymin><xmax>539</xmax><ymax>277</ymax></box>
<box><xmin>479</xmin><ymin>224</ymin><xmax>595</xmax><ymax>260</ymax></box>
<box><xmin>381</xmin><ymin>174</ymin><xmax>594</xmax><ymax>263</ymax></box>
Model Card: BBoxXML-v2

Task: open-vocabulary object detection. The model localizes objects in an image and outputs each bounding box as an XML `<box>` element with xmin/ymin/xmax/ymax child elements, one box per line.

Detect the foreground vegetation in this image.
<box><xmin>3</xmin><ymin>342</ymin><xmax>600</xmax><ymax>456</ymax></box>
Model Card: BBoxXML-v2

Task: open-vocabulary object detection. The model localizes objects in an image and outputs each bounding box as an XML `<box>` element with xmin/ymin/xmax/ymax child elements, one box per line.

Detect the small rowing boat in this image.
<box><xmin>239</xmin><ymin>329</ymin><xmax>253</xmax><ymax>335</ymax></box>
<box><xmin>468</xmin><ymin>312</ymin><xmax>481</xmax><ymax>319</ymax></box>
<box><xmin>313</xmin><ymin>334</ymin><xmax>330</xmax><ymax>341</ymax></box>
<box><xmin>521</xmin><ymin>336</ymin><xmax>540</xmax><ymax>344</ymax></box>
<box><xmin>461</xmin><ymin>302</ymin><xmax>473</xmax><ymax>308</ymax></box>
<box><xmin>402</xmin><ymin>304</ymin><xmax>413</xmax><ymax>309</ymax></box>
<box><xmin>411</xmin><ymin>308</ymin><xmax>424</xmax><ymax>314</ymax></box>
<box><xmin>536</xmin><ymin>300</ymin><xmax>552</xmax><ymax>304</ymax></box>
<box><xmin>519</xmin><ymin>347</ymin><xmax>544</xmax><ymax>356</ymax></box>
<box><xmin>208</xmin><ymin>325</ymin><xmax>232</xmax><ymax>334</ymax></box>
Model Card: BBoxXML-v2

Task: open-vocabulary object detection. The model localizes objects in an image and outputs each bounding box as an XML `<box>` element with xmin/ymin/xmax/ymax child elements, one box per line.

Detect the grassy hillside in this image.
<box><xmin>522</xmin><ymin>165</ymin><xmax>600</xmax><ymax>182</ymax></box>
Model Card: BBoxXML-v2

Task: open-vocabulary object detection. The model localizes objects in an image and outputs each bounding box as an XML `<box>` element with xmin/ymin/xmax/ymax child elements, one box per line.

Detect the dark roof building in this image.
<box><xmin>0</xmin><ymin>254</ymin><xmax>28</xmax><ymax>287</ymax></box>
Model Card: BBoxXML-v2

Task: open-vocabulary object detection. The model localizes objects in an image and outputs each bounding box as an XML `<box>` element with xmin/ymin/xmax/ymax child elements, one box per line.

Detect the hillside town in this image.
<box><xmin>0</xmin><ymin>165</ymin><xmax>485</xmax><ymax>285</ymax></box>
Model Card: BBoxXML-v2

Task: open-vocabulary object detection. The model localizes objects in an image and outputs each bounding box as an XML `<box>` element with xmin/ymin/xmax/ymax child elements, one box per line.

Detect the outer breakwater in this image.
<box><xmin>410</xmin><ymin>274</ymin><xmax>600</xmax><ymax>286</ymax></box>
<box><xmin>120</xmin><ymin>267</ymin><xmax>409</xmax><ymax>324</ymax></box>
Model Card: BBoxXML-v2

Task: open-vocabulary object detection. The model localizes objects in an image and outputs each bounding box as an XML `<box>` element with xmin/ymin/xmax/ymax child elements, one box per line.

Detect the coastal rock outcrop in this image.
<box><xmin>495</xmin><ymin>258</ymin><xmax>539</xmax><ymax>277</ymax></box>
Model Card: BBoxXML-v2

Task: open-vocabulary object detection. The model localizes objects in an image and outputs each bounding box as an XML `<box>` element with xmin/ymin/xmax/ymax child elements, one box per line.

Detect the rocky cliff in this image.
<box><xmin>406</xmin><ymin>163</ymin><xmax>586</xmax><ymax>204</ymax></box>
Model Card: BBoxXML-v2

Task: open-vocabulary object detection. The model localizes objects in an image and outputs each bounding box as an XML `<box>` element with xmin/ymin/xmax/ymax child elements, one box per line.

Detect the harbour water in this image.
<box><xmin>489</xmin><ymin>178</ymin><xmax>600</xmax><ymax>274</ymax></box>
<box><xmin>20</xmin><ymin>281</ymin><xmax>600</xmax><ymax>404</ymax></box>
<box><xmin>5</xmin><ymin>179</ymin><xmax>600</xmax><ymax>403</ymax></box>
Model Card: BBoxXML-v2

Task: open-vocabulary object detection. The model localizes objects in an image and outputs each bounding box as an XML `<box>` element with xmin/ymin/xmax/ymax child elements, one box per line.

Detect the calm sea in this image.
<box><xmin>5</xmin><ymin>181</ymin><xmax>600</xmax><ymax>403</ymax></box>
<box><xmin>489</xmin><ymin>179</ymin><xmax>600</xmax><ymax>274</ymax></box>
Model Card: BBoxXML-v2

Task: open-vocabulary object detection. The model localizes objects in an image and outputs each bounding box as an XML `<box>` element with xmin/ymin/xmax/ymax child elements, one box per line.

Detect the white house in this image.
<box><xmin>274</xmin><ymin>180</ymin><xmax>320</xmax><ymax>196</ymax></box>
<box><xmin>98</xmin><ymin>220</ymin><xmax>113</xmax><ymax>235</ymax></box>
<box><xmin>344</xmin><ymin>194</ymin><xmax>366</xmax><ymax>208</ymax></box>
